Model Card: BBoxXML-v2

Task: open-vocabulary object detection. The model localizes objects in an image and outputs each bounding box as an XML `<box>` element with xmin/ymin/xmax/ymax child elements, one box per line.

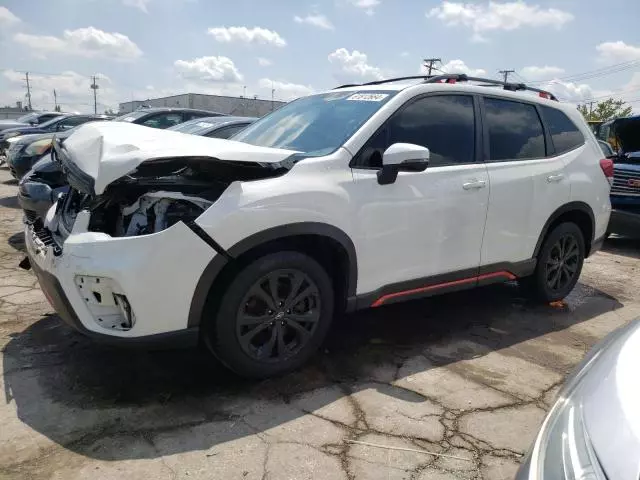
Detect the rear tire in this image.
<box><xmin>204</xmin><ymin>251</ymin><xmax>334</xmax><ymax>378</ymax></box>
<box><xmin>524</xmin><ymin>222</ymin><xmax>585</xmax><ymax>302</ymax></box>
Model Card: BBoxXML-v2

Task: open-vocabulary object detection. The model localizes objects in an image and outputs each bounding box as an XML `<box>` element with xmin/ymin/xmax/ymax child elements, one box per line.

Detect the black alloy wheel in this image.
<box><xmin>207</xmin><ymin>251</ymin><xmax>334</xmax><ymax>378</ymax></box>
<box><xmin>545</xmin><ymin>234</ymin><xmax>580</xmax><ymax>293</ymax></box>
<box><xmin>526</xmin><ymin>222</ymin><xmax>585</xmax><ymax>302</ymax></box>
<box><xmin>236</xmin><ymin>269</ymin><xmax>321</xmax><ymax>363</ymax></box>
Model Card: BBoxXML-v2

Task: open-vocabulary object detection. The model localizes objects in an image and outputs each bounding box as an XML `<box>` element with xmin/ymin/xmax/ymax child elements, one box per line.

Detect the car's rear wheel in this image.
<box><xmin>526</xmin><ymin>222</ymin><xmax>585</xmax><ymax>302</ymax></box>
<box><xmin>205</xmin><ymin>251</ymin><xmax>334</xmax><ymax>378</ymax></box>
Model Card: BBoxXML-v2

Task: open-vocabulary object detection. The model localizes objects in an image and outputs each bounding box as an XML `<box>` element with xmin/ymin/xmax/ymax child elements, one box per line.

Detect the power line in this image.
<box><xmin>528</xmin><ymin>59</ymin><xmax>640</xmax><ymax>85</ymax></box>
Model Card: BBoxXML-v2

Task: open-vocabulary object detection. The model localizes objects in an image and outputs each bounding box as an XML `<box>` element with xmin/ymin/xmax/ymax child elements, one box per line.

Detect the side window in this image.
<box><xmin>207</xmin><ymin>124</ymin><xmax>247</xmax><ymax>139</ymax></box>
<box><xmin>484</xmin><ymin>98</ymin><xmax>545</xmax><ymax>161</ymax></box>
<box><xmin>38</xmin><ymin>114</ymin><xmax>58</xmax><ymax>123</ymax></box>
<box><xmin>142</xmin><ymin>113</ymin><xmax>183</xmax><ymax>129</ymax></box>
<box><xmin>540</xmin><ymin>106</ymin><xmax>584</xmax><ymax>154</ymax></box>
<box><xmin>356</xmin><ymin>95</ymin><xmax>475</xmax><ymax>168</ymax></box>
<box><xmin>57</xmin><ymin>116</ymin><xmax>90</xmax><ymax>130</ymax></box>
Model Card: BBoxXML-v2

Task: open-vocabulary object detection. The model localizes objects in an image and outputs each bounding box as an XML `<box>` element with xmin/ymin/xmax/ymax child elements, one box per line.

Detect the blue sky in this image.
<box><xmin>1</xmin><ymin>0</ymin><xmax>639</xmax><ymax>113</ymax></box>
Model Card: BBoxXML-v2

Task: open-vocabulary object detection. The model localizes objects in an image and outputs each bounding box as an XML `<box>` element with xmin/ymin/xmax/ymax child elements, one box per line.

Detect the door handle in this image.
<box><xmin>462</xmin><ymin>180</ymin><xmax>486</xmax><ymax>190</ymax></box>
<box><xmin>547</xmin><ymin>174</ymin><xmax>564</xmax><ymax>183</ymax></box>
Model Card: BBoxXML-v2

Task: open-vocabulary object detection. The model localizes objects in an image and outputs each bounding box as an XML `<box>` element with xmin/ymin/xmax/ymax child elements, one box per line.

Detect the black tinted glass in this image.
<box><xmin>388</xmin><ymin>95</ymin><xmax>475</xmax><ymax>166</ymax></box>
<box><xmin>484</xmin><ymin>98</ymin><xmax>545</xmax><ymax>160</ymax></box>
<box><xmin>540</xmin><ymin>106</ymin><xmax>584</xmax><ymax>154</ymax></box>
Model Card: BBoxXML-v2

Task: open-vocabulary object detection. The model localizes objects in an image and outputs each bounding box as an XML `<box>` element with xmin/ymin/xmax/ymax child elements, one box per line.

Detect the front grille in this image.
<box><xmin>24</xmin><ymin>210</ymin><xmax>37</xmax><ymax>224</ymax></box>
<box><xmin>611</xmin><ymin>168</ymin><xmax>640</xmax><ymax>197</ymax></box>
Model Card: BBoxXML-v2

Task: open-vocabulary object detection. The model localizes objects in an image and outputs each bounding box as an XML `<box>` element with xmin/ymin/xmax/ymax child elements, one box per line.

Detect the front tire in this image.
<box><xmin>205</xmin><ymin>251</ymin><xmax>334</xmax><ymax>378</ymax></box>
<box><xmin>526</xmin><ymin>222</ymin><xmax>585</xmax><ymax>302</ymax></box>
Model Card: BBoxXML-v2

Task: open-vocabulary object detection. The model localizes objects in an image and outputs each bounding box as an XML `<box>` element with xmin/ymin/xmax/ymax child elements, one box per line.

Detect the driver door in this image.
<box><xmin>350</xmin><ymin>94</ymin><xmax>490</xmax><ymax>299</ymax></box>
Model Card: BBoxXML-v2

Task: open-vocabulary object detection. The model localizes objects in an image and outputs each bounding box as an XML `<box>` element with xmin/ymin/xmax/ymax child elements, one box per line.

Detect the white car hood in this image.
<box><xmin>581</xmin><ymin>320</ymin><xmax>640</xmax><ymax>480</ymax></box>
<box><xmin>61</xmin><ymin>121</ymin><xmax>297</xmax><ymax>195</ymax></box>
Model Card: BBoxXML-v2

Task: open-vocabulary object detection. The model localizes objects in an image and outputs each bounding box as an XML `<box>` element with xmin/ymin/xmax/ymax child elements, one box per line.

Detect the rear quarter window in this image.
<box><xmin>540</xmin><ymin>106</ymin><xmax>585</xmax><ymax>154</ymax></box>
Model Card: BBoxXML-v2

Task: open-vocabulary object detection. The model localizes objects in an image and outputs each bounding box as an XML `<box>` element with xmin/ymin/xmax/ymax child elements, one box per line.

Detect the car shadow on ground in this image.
<box><xmin>0</xmin><ymin>195</ymin><xmax>20</xmax><ymax>209</ymax></box>
<box><xmin>603</xmin><ymin>236</ymin><xmax>640</xmax><ymax>260</ymax></box>
<box><xmin>2</xmin><ymin>281</ymin><xmax>622</xmax><ymax>463</ymax></box>
<box><xmin>2</xmin><ymin>179</ymin><xmax>17</xmax><ymax>185</ymax></box>
<box><xmin>7</xmin><ymin>231</ymin><xmax>25</xmax><ymax>253</ymax></box>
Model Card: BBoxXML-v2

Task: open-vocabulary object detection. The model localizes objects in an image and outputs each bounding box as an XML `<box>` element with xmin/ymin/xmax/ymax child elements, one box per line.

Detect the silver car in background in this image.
<box><xmin>517</xmin><ymin>318</ymin><xmax>640</xmax><ymax>480</ymax></box>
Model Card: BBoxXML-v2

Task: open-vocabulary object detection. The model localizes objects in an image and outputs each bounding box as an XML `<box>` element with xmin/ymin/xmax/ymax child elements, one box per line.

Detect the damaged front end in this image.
<box><xmin>53</xmin><ymin>143</ymin><xmax>290</xmax><ymax>240</ymax></box>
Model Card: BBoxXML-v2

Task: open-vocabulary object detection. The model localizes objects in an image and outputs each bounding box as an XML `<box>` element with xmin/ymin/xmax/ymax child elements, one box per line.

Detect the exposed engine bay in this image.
<box><xmin>56</xmin><ymin>156</ymin><xmax>289</xmax><ymax>238</ymax></box>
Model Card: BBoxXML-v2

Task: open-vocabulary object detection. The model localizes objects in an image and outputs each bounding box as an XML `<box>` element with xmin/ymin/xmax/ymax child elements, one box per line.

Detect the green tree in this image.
<box><xmin>54</xmin><ymin>105</ymin><xmax>61</xmax><ymax>112</ymax></box>
<box><xmin>577</xmin><ymin>98</ymin><xmax>633</xmax><ymax>122</ymax></box>
<box><xmin>104</xmin><ymin>108</ymin><xmax>116</xmax><ymax>115</ymax></box>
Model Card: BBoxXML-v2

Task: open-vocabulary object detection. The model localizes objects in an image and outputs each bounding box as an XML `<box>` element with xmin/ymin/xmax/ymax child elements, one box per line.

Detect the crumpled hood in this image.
<box><xmin>581</xmin><ymin>319</ymin><xmax>640</xmax><ymax>480</ymax></box>
<box><xmin>615</xmin><ymin>116</ymin><xmax>640</xmax><ymax>154</ymax></box>
<box><xmin>61</xmin><ymin>121</ymin><xmax>298</xmax><ymax>195</ymax></box>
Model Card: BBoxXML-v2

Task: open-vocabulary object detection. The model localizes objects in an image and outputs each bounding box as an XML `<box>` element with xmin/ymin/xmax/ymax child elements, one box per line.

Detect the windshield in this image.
<box><xmin>233</xmin><ymin>90</ymin><xmax>397</xmax><ymax>156</ymax></box>
<box><xmin>36</xmin><ymin>116</ymin><xmax>68</xmax><ymax>129</ymax></box>
<box><xmin>114</xmin><ymin>110</ymin><xmax>149</xmax><ymax>122</ymax></box>
<box><xmin>168</xmin><ymin>117</ymin><xmax>228</xmax><ymax>135</ymax></box>
<box><xmin>15</xmin><ymin>113</ymin><xmax>39</xmax><ymax>123</ymax></box>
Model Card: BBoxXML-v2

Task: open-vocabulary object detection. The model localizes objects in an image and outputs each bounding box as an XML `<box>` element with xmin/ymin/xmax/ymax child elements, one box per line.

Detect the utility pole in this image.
<box><xmin>90</xmin><ymin>75</ymin><xmax>99</xmax><ymax>114</ymax></box>
<box><xmin>53</xmin><ymin>89</ymin><xmax>58</xmax><ymax>111</ymax></box>
<box><xmin>588</xmin><ymin>101</ymin><xmax>595</xmax><ymax>120</ymax></box>
<box><xmin>499</xmin><ymin>69</ymin><xmax>515</xmax><ymax>83</ymax></box>
<box><xmin>25</xmin><ymin>72</ymin><xmax>32</xmax><ymax>110</ymax></box>
<box><xmin>423</xmin><ymin>58</ymin><xmax>441</xmax><ymax>76</ymax></box>
<box><xmin>271</xmin><ymin>81</ymin><xmax>275</xmax><ymax>112</ymax></box>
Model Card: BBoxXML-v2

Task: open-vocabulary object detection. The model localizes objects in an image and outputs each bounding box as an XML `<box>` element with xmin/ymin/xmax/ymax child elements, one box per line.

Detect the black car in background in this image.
<box><xmin>0</xmin><ymin>114</ymin><xmax>111</xmax><ymax>156</ymax></box>
<box><xmin>0</xmin><ymin>111</ymin><xmax>64</xmax><ymax>133</ymax></box>
<box><xmin>167</xmin><ymin>115</ymin><xmax>257</xmax><ymax>138</ymax></box>
<box><xmin>114</xmin><ymin>107</ymin><xmax>226</xmax><ymax>129</ymax></box>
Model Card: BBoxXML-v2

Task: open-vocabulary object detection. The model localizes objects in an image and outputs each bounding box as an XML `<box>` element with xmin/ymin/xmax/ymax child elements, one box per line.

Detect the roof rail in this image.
<box><xmin>333</xmin><ymin>74</ymin><xmax>559</xmax><ymax>101</ymax></box>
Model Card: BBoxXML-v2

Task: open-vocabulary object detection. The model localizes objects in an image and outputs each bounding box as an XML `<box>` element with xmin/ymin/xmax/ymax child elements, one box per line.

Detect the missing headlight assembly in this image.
<box><xmin>77</xmin><ymin>156</ymin><xmax>288</xmax><ymax>238</ymax></box>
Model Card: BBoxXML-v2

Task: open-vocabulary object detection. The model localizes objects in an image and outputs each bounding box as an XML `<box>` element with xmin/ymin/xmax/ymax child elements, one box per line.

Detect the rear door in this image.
<box><xmin>481</xmin><ymin>97</ymin><xmax>570</xmax><ymax>267</ymax></box>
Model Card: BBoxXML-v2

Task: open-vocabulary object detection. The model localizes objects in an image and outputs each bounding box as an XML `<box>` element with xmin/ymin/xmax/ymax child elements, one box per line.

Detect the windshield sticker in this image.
<box><xmin>347</xmin><ymin>93</ymin><xmax>389</xmax><ymax>102</ymax></box>
<box><xmin>196</xmin><ymin>122</ymin><xmax>214</xmax><ymax>128</ymax></box>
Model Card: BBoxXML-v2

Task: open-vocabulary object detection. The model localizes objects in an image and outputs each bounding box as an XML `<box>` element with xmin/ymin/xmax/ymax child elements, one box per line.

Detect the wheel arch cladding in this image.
<box><xmin>534</xmin><ymin>202</ymin><xmax>595</xmax><ymax>258</ymax></box>
<box><xmin>187</xmin><ymin>223</ymin><xmax>358</xmax><ymax>328</ymax></box>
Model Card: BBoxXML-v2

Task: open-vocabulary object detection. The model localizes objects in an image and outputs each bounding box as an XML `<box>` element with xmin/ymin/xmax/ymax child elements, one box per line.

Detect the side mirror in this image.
<box><xmin>29</xmin><ymin>121</ymin><xmax>38</xmax><ymax>126</ymax></box>
<box><xmin>377</xmin><ymin>143</ymin><xmax>430</xmax><ymax>185</ymax></box>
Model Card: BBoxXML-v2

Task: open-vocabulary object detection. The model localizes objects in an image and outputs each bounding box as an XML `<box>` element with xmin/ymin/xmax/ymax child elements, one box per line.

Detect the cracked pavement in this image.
<box><xmin>1</xmin><ymin>166</ymin><xmax>639</xmax><ymax>480</ymax></box>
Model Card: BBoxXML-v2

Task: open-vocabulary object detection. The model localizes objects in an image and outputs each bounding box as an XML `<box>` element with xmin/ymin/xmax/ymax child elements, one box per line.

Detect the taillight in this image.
<box><xmin>599</xmin><ymin>158</ymin><xmax>614</xmax><ymax>187</ymax></box>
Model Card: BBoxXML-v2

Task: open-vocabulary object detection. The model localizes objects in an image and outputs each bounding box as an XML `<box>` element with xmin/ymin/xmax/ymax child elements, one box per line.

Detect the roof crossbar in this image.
<box><xmin>333</xmin><ymin>74</ymin><xmax>558</xmax><ymax>101</ymax></box>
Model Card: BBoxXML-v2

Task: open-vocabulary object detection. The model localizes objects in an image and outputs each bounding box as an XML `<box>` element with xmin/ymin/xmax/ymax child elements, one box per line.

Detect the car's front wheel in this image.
<box><xmin>526</xmin><ymin>222</ymin><xmax>585</xmax><ymax>302</ymax></box>
<box><xmin>205</xmin><ymin>251</ymin><xmax>334</xmax><ymax>378</ymax></box>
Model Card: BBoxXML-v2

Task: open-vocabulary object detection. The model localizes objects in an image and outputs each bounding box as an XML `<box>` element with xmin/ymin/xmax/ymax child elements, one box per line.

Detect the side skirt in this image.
<box><xmin>352</xmin><ymin>259</ymin><xmax>536</xmax><ymax>309</ymax></box>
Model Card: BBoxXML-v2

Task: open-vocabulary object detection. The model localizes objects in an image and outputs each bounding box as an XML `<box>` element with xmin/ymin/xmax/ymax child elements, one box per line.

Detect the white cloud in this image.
<box><xmin>294</xmin><ymin>13</ymin><xmax>334</xmax><ymax>30</ymax></box>
<box><xmin>13</xmin><ymin>27</ymin><xmax>142</xmax><ymax>61</ymax></box>
<box><xmin>427</xmin><ymin>1</ymin><xmax>573</xmax><ymax>39</ymax></box>
<box><xmin>258</xmin><ymin>78</ymin><xmax>315</xmax><ymax>101</ymax></box>
<box><xmin>328</xmin><ymin>48</ymin><xmax>384</xmax><ymax>82</ymax></box>
<box><xmin>0</xmin><ymin>6</ymin><xmax>20</xmax><ymax>27</ymax></box>
<box><xmin>422</xmin><ymin>59</ymin><xmax>486</xmax><ymax>76</ymax></box>
<box><xmin>539</xmin><ymin>79</ymin><xmax>597</xmax><ymax>103</ymax></box>
<box><xmin>174</xmin><ymin>56</ymin><xmax>244</xmax><ymax>83</ymax></box>
<box><xmin>257</xmin><ymin>57</ymin><xmax>273</xmax><ymax>67</ymax></box>
<box><xmin>596</xmin><ymin>41</ymin><xmax>640</xmax><ymax>64</ymax></box>
<box><xmin>122</xmin><ymin>0</ymin><xmax>151</xmax><ymax>13</ymax></box>
<box><xmin>207</xmin><ymin>26</ymin><xmax>286</xmax><ymax>47</ymax></box>
<box><xmin>400</xmin><ymin>51</ymin><xmax>410</xmax><ymax>58</ymax></box>
<box><xmin>521</xmin><ymin>65</ymin><xmax>565</xmax><ymax>80</ymax></box>
<box><xmin>348</xmin><ymin>0</ymin><xmax>381</xmax><ymax>16</ymax></box>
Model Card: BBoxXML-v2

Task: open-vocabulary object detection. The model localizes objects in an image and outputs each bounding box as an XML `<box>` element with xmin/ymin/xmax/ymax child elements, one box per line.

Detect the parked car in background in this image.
<box><xmin>114</xmin><ymin>108</ymin><xmax>226</xmax><ymax>129</ymax></box>
<box><xmin>603</xmin><ymin>115</ymin><xmax>640</xmax><ymax>237</ymax></box>
<box><xmin>23</xmin><ymin>74</ymin><xmax>611</xmax><ymax>378</ymax></box>
<box><xmin>16</xmin><ymin>115</ymin><xmax>250</xmax><ymax>225</ymax></box>
<box><xmin>0</xmin><ymin>114</ymin><xmax>110</xmax><ymax>157</ymax></box>
<box><xmin>7</xmin><ymin>117</ymin><xmax>111</xmax><ymax>180</ymax></box>
<box><xmin>0</xmin><ymin>111</ymin><xmax>64</xmax><ymax>133</ymax></box>
<box><xmin>167</xmin><ymin>116</ymin><xmax>257</xmax><ymax>138</ymax></box>
<box><xmin>598</xmin><ymin>139</ymin><xmax>614</xmax><ymax>157</ymax></box>
<box><xmin>517</xmin><ymin>317</ymin><xmax>640</xmax><ymax>480</ymax></box>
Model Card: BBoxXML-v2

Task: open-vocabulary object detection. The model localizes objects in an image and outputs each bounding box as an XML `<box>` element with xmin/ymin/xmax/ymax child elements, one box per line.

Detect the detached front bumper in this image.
<box><xmin>25</xmin><ymin>216</ymin><xmax>218</xmax><ymax>347</ymax></box>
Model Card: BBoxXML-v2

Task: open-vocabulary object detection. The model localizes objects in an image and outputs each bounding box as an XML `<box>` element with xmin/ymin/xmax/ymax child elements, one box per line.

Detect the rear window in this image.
<box><xmin>540</xmin><ymin>106</ymin><xmax>584</xmax><ymax>154</ymax></box>
<box><xmin>484</xmin><ymin>98</ymin><xmax>545</xmax><ymax>161</ymax></box>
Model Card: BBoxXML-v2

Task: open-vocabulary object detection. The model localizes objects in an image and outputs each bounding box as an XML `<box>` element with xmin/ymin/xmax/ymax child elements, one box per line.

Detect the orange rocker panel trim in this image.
<box><xmin>371</xmin><ymin>271</ymin><xmax>517</xmax><ymax>307</ymax></box>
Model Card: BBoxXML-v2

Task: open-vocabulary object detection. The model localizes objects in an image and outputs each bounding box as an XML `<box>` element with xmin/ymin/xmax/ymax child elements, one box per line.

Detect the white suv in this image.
<box><xmin>24</xmin><ymin>75</ymin><xmax>612</xmax><ymax>377</ymax></box>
